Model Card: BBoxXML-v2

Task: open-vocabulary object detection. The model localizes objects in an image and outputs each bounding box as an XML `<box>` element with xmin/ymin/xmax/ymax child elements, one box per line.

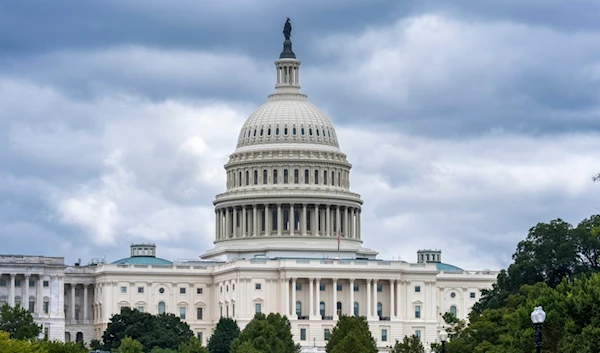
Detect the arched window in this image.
<box><xmin>337</xmin><ymin>302</ymin><xmax>342</xmax><ymax>317</ymax></box>
<box><xmin>301</xmin><ymin>127</ymin><xmax>305</xmax><ymax>135</ymax></box>
<box><xmin>319</xmin><ymin>302</ymin><xmax>325</xmax><ymax>317</ymax></box>
<box><xmin>284</xmin><ymin>169</ymin><xmax>289</xmax><ymax>184</ymax></box>
<box><xmin>65</xmin><ymin>332</ymin><xmax>71</xmax><ymax>342</ymax></box>
<box><xmin>254</xmin><ymin>170</ymin><xmax>258</xmax><ymax>185</ymax></box>
<box><xmin>253</xmin><ymin>129</ymin><xmax>257</xmax><ymax>136</ymax></box>
<box><xmin>354</xmin><ymin>302</ymin><xmax>359</xmax><ymax>316</ymax></box>
<box><xmin>158</xmin><ymin>302</ymin><xmax>166</xmax><ymax>315</ymax></box>
<box><xmin>323</xmin><ymin>171</ymin><xmax>327</xmax><ymax>185</ymax></box>
<box><xmin>268</xmin><ymin>127</ymin><xmax>271</xmax><ymax>136</ymax></box>
<box><xmin>450</xmin><ymin>305</ymin><xmax>457</xmax><ymax>316</ymax></box>
<box><xmin>294</xmin><ymin>169</ymin><xmax>299</xmax><ymax>184</ymax></box>
<box><xmin>338</xmin><ymin>172</ymin><xmax>341</xmax><ymax>186</ymax></box>
<box><xmin>273</xmin><ymin>170</ymin><xmax>278</xmax><ymax>184</ymax></box>
<box><xmin>283</xmin><ymin>209</ymin><xmax>289</xmax><ymax>230</ymax></box>
<box><xmin>76</xmin><ymin>332</ymin><xmax>83</xmax><ymax>343</ymax></box>
<box><xmin>245</xmin><ymin>171</ymin><xmax>249</xmax><ymax>186</ymax></box>
<box><xmin>309</xmin><ymin>128</ymin><xmax>313</xmax><ymax>136</ymax></box>
<box><xmin>323</xmin><ymin>129</ymin><xmax>326</xmax><ymax>136</ymax></box>
<box><xmin>263</xmin><ymin>170</ymin><xmax>268</xmax><ymax>184</ymax></box>
<box><xmin>331</xmin><ymin>171</ymin><xmax>335</xmax><ymax>186</ymax></box>
<box><xmin>276</xmin><ymin>127</ymin><xmax>280</xmax><ymax>136</ymax></box>
<box><xmin>238</xmin><ymin>172</ymin><xmax>242</xmax><ymax>187</ymax></box>
<box><xmin>293</xmin><ymin>127</ymin><xmax>297</xmax><ymax>135</ymax></box>
<box><xmin>314</xmin><ymin>170</ymin><xmax>319</xmax><ymax>184</ymax></box>
<box><xmin>316</xmin><ymin>129</ymin><xmax>320</xmax><ymax>136</ymax></box>
<box><xmin>377</xmin><ymin>302</ymin><xmax>382</xmax><ymax>318</ymax></box>
<box><xmin>284</xmin><ymin>127</ymin><xmax>288</xmax><ymax>135</ymax></box>
<box><xmin>296</xmin><ymin>301</ymin><xmax>302</xmax><ymax>317</ymax></box>
<box><xmin>304</xmin><ymin>169</ymin><xmax>309</xmax><ymax>184</ymax></box>
<box><xmin>328</xmin><ymin>130</ymin><xmax>331</xmax><ymax>137</ymax></box>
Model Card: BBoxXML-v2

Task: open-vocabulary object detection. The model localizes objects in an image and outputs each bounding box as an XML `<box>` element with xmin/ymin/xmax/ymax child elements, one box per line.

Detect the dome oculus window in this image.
<box><xmin>159</xmin><ymin>288</ymin><xmax>165</xmax><ymax>294</ymax></box>
<box><xmin>450</xmin><ymin>292</ymin><xmax>456</xmax><ymax>299</ymax></box>
<box><xmin>284</xmin><ymin>127</ymin><xmax>288</xmax><ymax>135</ymax></box>
<box><xmin>292</xmin><ymin>127</ymin><xmax>297</xmax><ymax>135</ymax></box>
<box><xmin>253</xmin><ymin>129</ymin><xmax>257</xmax><ymax>137</ymax></box>
<box><xmin>268</xmin><ymin>128</ymin><xmax>271</xmax><ymax>136</ymax></box>
<box><xmin>309</xmin><ymin>128</ymin><xmax>313</xmax><ymax>136</ymax></box>
<box><xmin>301</xmin><ymin>127</ymin><xmax>305</xmax><ymax>135</ymax></box>
<box><xmin>276</xmin><ymin>127</ymin><xmax>280</xmax><ymax>136</ymax></box>
<box><xmin>316</xmin><ymin>129</ymin><xmax>320</xmax><ymax>136</ymax></box>
<box><xmin>260</xmin><ymin>128</ymin><xmax>264</xmax><ymax>136</ymax></box>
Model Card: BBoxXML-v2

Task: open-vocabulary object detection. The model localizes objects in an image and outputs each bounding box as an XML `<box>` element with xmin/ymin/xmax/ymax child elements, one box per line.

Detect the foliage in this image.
<box><xmin>230</xmin><ymin>313</ymin><xmax>301</xmax><ymax>353</ymax></box>
<box><xmin>207</xmin><ymin>317</ymin><xmax>240</xmax><ymax>353</ymax></box>
<box><xmin>150</xmin><ymin>347</ymin><xmax>177</xmax><ymax>353</ymax></box>
<box><xmin>474</xmin><ymin>215</ymin><xmax>600</xmax><ymax>313</ymax></box>
<box><xmin>325</xmin><ymin>315</ymin><xmax>377</xmax><ymax>353</ymax></box>
<box><xmin>100</xmin><ymin>307</ymin><xmax>193</xmax><ymax>351</ymax></box>
<box><xmin>179</xmin><ymin>337</ymin><xmax>208</xmax><ymax>353</ymax></box>
<box><xmin>40</xmin><ymin>340</ymin><xmax>86</xmax><ymax>353</ymax></box>
<box><xmin>392</xmin><ymin>335</ymin><xmax>424</xmax><ymax>353</ymax></box>
<box><xmin>0</xmin><ymin>330</ymin><xmax>47</xmax><ymax>353</ymax></box>
<box><xmin>0</xmin><ymin>303</ymin><xmax>42</xmax><ymax>340</ymax></box>
<box><xmin>118</xmin><ymin>336</ymin><xmax>144</xmax><ymax>353</ymax></box>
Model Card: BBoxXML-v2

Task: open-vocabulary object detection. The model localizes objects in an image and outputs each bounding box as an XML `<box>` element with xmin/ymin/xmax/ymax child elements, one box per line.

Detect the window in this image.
<box><xmin>253</xmin><ymin>129</ymin><xmax>257</xmax><ymax>136</ymax></box>
<box><xmin>354</xmin><ymin>302</ymin><xmax>359</xmax><ymax>316</ymax></box>
<box><xmin>296</xmin><ymin>301</ymin><xmax>302</xmax><ymax>317</ymax></box>
<box><xmin>354</xmin><ymin>284</ymin><xmax>359</xmax><ymax>292</ymax></box>
<box><xmin>377</xmin><ymin>302</ymin><xmax>382</xmax><ymax>317</ymax></box>
<box><xmin>296</xmin><ymin>284</ymin><xmax>302</xmax><ymax>291</ymax></box>
<box><xmin>137</xmin><ymin>306</ymin><xmax>144</xmax><ymax>312</ymax></box>
<box><xmin>158</xmin><ymin>302</ymin><xmax>166</xmax><ymax>315</ymax></box>
<box><xmin>15</xmin><ymin>296</ymin><xmax>21</xmax><ymax>307</ymax></box>
<box><xmin>377</xmin><ymin>284</ymin><xmax>382</xmax><ymax>292</ymax></box>
<box><xmin>292</xmin><ymin>127</ymin><xmax>297</xmax><ymax>135</ymax></box>
<box><xmin>43</xmin><ymin>300</ymin><xmax>49</xmax><ymax>314</ymax></box>
<box><xmin>238</xmin><ymin>171</ymin><xmax>242</xmax><ymax>186</ymax></box>
<box><xmin>138</xmin><ymin>287</ymin><xmax>144</xmax><ymax>294</ymax></box>
<box><xmin>304</xmin><ymin>169</ymin><xmax>309</xmax><ymax>184</ymax></box>
<box><xmin>319</xmin><ymin>284</ymin><xmax>325</xmax><ymax>291</ymax></box>
<box><xmin>284</xmin><ymin>127</ymin><xmax>288</xmax><ymax>135</ymax></box>
<box><xmin>415</xmin><ymin>305</ymin><xmax>421</xmax><ymax>318</ymax></box>
<box><xmin>276</xmin><ymin>127</ymin><xmax>280</xmax><ymax>135</ymax></box>
<box><xmin>450</xmin><ymin>305</ymin><xmax>457</xmax><ymax>316</ymax></box>
<box><xmin>319</xmin><ymin>302</ymin><xmax>325</xmax><ymax>317</ymax></box>
<box><xmin>284</xmin><ymin>169</ymin><xmax>288</xmax><ymax>184</ymax></box>
<box><xmin>273</xmin><ymin>170</ymin><xmax>278</xmax><ymax>184</ymax></box>
<box><xmin>300</xmin><ymin>328</ymin><xmax>306</xmax><ymax>341</ymax></box>
<box><xmin>197</xmin><ymin>332</ymin><xmax>203</xmax><ymax>343</ymax></box>
<box><xmin>450</xmin><ymin>292</ymin><xmax>456</xmax><ymax>298</ymax></box>
<box><xmin>254</xmin><ymin>170</ymin><xmax>258</xmax><ymax>185</ymax></box>
<box><xmin>159</xmin><ymin>288</ymin><xmax>165</xmax><ymax>294</ymax></box>
<box><xmin>338</xmin><ymin>172</ymin><xmax>341</xmax><ymax>186</ymax></box>
<box><xmin>331</xmin><ymin>171</ymin><xmax>335</xmax><ymax>185</ymax></box>
<box><xmin>197</xmin><ymin>288</ymin><xmax>203</xmax><ymax>295</ymax></box>
<box><xmin>336</xmin><ymin>284</ymin><xmax>342</xmax><ymax>291</ymax></box>
<box><xmin>255</xmin><ymin>283</ymin><xmax>262</xmax><ymax>290</ymax></box>
<box><xmin>316</xmin><ymin>129</ymin><xmax>320</xmax><ymax>136</ymax></box>
<box><xmin>220</xmin><ymin>287</ymin><xmax>223</xmax><ymax>293</ymax></box>
<box><xmin>294</xmin><ymin>169</ymin><xmax>299</xmax><ymax>184</ymax></box>
<box><xmin>15</xmin><ymin>280</ymin><xmax>21</xmax><ymax>287</ymax></box>
<box><xmin>180</xmin><ymin>288</ymin><xmax>186</xmax><ymax>294</ymax></box>
<box><xmin>337</xmin><ymin>302</ymin><xmax>342</xmax><ymax>317</ymax></box>
<box><xmin>415</xmin><ymin>330</ymin><xmax>421</xmax><ymax>339</ymax></box>
<box><xmin>268</xmin><ymin>127</ymin><xmax>271</xmax><ymax>136</ymax></box>
<box><xmin>415</xmin><ymin>286</ymin><xmax>421</xmax><ymax>293</ymax></box>
<box><xmin>197</xmin><ymin>307</ymin><xmax>203</xmax><ymax>320</ymax></box>
<box><xmin>314</xmin><ymin>170</ymin><xmax>319</xmax><ymax>184</ymax></box>
<box><xmin>43</xmin><ymin>281</ymin><xmax>49</xmax><ymax>287</ymax></box>
<box><xmin>263</xmin><ymin>170</ymin><xmax>267</xmax><ymax>184</ymax></box>
<box><xmin>255</xmin><ymin>303</ymin><xmax>262</xmax><ymax>314</ymax></box>
<box><xmin>324</xmin><ymin>329</ymin><xmax>330</xmax><ymax>341</ymax></box>
<box><xmin>381</xmin><ymin>329</ymin><xmax>388</xmax><ymax>342</ymax></box>
<box><xmin>233</xmin><ymin>284</ymin><xmax>235</xmax><ymax>291</ymax></box>
<box><xmin>29</xmin><ymin>280</ymin><xmax>35</xmax><ymax>287</ymax></box>
<box><xmin>0</xmin><ymin>280</ymin><xmax>5</xmax><ymax>287</ymax></box>
<box><xmin>323</xmin><ymin>171</ymin><xmax>327</xmax><ymax>185</ymax></box>
<box><xmin>301</xmin><ymin>127</ymin><xmax>305</xmax><ymax>135</ymax></box>
<box><xmin>179</xmin><ymin>307</ymin><xmax>186</xmax><ymax>320</ymax></box>
<box><xmin>309</xmin><ymin>128</ymin><xmax>313</xmax><ymax>136</ymax></box>
<box><xmin>260</xmin><ymin>128</ymin><xmax>263</xmax><ymax>136</ymax></box>
<box><xmin>28</xmin><ymin>300</ymin><xmax>34</xmax><ymax>313</ymax></box>
<box><xmin>470</xmin><ymin>292</ymin><xmax>476</xmax><ymax>299</ymax></box>
<box><xmin>120</xmin><ymin>286</ymin><xmax>127</xmax><ymax>293</ymax></box>
<box><xmin>245</xmin><ymin>171</ymin><xmax>249</xmax><ymax>185</ymax></box>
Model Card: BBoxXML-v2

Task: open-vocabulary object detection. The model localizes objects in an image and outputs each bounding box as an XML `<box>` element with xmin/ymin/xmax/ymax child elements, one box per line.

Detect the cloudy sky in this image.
<box><xmin>1</xmin><ymin>0</ymin><xmax>599</xmax><ymax>270</ymax></box>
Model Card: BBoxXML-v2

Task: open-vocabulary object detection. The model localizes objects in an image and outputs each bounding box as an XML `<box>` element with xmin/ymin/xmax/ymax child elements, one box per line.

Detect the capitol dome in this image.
<box><xmin>202</xmin><ymin>20</ymin><xmax>376</xmax><ymax>261</ymax></box>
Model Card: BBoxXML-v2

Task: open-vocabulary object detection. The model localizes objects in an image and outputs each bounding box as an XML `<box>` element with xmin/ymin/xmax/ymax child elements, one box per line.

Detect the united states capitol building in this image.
<box><xmin>0</xmin><ymin>21</ymin><xmax>497</xmax><ymax>351</ymax></box>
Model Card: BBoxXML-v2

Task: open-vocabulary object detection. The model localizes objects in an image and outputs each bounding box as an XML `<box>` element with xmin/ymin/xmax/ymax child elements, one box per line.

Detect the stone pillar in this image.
<box><xmin>291</xmin><ymin>278</ymin><xmax>297</xmax><ymax>318</ymax></box>
<box><xmin>349</xmin><ymin>279</ymin><xmax>355</xmax><ymax>316</ymax></box>
<box><xmin>83</xmin><ymin>284</ymin><xmax>89</xmax><ymax>321</ymax></box>
<box><xmin>332</xmin><ymin>278</ymin><xmax>338</xmax><ymax>320</ymax></box>
<box><xmin>290</xmin><ymin>204</ymin><xmax>295</xmax><ymax>235</ymax></box>
<box><xmin>234</xmin><ymin>207</ymin><xmax>239</xmax><ymax>237</ymax></box>
<box><xmin>336</xmin><ymin>206</ymin><xmax>341</xmax><ymax>235</ymax></box>
<box><xmin>225</xmin><ymin>208</ymin><xmax>231</xmax><ymax>239</ymax></box>
<box><xmin>312</xmin><ymin>205</ymin><xmax>318</xmax><ymax>236</ymax></box>
<box><xmin>302</xmin><ymin>204</ymin><xmax>307</xmax><ymax>236</ymax></box>
<box><xmin>315</xmin><ymin>278</ymin><xmax>321</xmax><ymax>317</ymax></box>
<box><xmin>325</xmin><ymin>205</ymin><xmax>331</xmax><ymax>236</ymax></box>
<box><xmin>373</xmin><ymin>280</ymin><xmax>378</xmax><ymax>319</ymax></box>
<box><xmin>284</xmin><ymin>278</ymin><xmax>289</xmax><ymax>316</ymax></box>
<box><xmin>215</xmin><ymin>209</ymin><xmax>219</xmax><ymax>240</ymax></box>
<box><xmin>241</xmin><ymin>205</ymin><xmax>247</xmax><ymax>237</ymax></box>
<box><xmin>309</xmin><ymin>278</ymin><xmax>314</xmax><ymax>319</ymax></box>
<box><xmin>24</xmin><ymin>274</ymin><xmax>30</xmax><ymax>311</ymax></box>
<box><xmin>8</xmin><ymin>274</ymin><xmax>15</xmax><ymax>306</ymax></box>
<box><xmin>36</xmin><ymin>275</ymin><xmax>43</xmax><ymax>317</ymax></box>
<box><xmin>357</xmin><ymin>209</ymin><xmax>361</xmax><ymax>239</ymax></box>
<box><xmin>344</xmin><ymin>207</ymin><xmax>349</xmax><ymax>237</ymax></box>
<box><xmin>390</xmin><ymin>279</ymin><xmax>395</xmax><ymax>319</ymax></box>
<box><xmin>277</xmin><ymin>204</ymin><xmax>283</xmax><ymax>236</ymax></box>
<box><xmin>70</xmin><ymin>284</ymin><xmax>76</xmax><ymax>320</ymax></box>
<box><xmin>366</xmin><ymin>279</ymin><xmax>371</xmax><ymax>318</ymax></box>
<box><xmin>253</xmin><ymin>205</ymin><xmax>258</xmax><ymax>236</ymax></box>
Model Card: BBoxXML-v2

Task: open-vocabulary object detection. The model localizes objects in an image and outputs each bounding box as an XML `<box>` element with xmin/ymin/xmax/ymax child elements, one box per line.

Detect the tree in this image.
<box><xmin>179</xmin><ymin>337</ymin><xmax>208</xmax><ymax>353</ymax></box>
<box><xmin>0</xmin><ymin>330</ymin><xmax>47</xmax><ymax>353</ymax></box>
<box><xmin>392</xmin><ymin>335</ymin><xmax>424</xmax><ymax>353</ymax></box>
<box><xmin>0</xmin><ymin>303</ymin><xmax>42</xmax><ymax>340</ymax></box>
<box><xmin>118</xmin><ymin>336</ymin><xmax>144</xmax><ymax>353</ymax></box>
<box><xmin>150</xmin><ymin>347</ymin><xmax>177</xmax><ymax>353</ymax></box>
<box><xmin>40</xmin><ymin>340</ymin><xmax>86</xmax><ymax>353</ymax></box>
<box><xmin>207</xmin><ymin>317</ymin><xmax>240</xmax><ymax>353</ymax></box>
<box><xmin>325</xmin><ymin>316</ymin><xmax>377</xmax><ymax>353</ymax></box>
<box><xmin>230</xmin><ymin>313</ymin><xmax>300</xmax><ymax>353</ymax></box>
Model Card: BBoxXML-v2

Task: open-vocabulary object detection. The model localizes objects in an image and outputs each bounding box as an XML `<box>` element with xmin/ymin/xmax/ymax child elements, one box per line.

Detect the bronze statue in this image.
<box><xmin>283</xmin><ymin>18</ymin><xmax>292</xmax><ymax>40</ymax></box>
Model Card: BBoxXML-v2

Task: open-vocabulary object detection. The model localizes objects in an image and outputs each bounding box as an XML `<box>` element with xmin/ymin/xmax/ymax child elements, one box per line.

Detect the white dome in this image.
<box><xmin>236</xmin><ymin>98</ymin><xmax>339</xmax><ymax>149</ymax></box>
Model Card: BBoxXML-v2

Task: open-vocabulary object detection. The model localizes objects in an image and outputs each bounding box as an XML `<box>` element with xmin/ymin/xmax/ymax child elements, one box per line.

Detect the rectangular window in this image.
<box><xmin>300</xmin><ymin>328</ymin><xmax>307</xmax><ymax>341</ymax></box>
<box><xmin>29</xmin><ymin>280</ymin><xmax>35</xmax><ymax>287</ymax></box>
<box><xmin>0</xmin><ymin>280</ymin><xmax>5</xmax><ymax>287</ymax></box>
<box><xmin>470</xmin><ymin>292</ymin><xmax>476</xmax><ymax>299</ymax></box>
<box><xmin>137</xmin><ymin>306</ymin><xmax>144</xmax><ymax>312</ymax></box>
<box><xmin>15</xmin><ymin>280</ymin><xmax>21</xmax><ymax>287</ymax></box>
<box><xmin>255</xmin><ymin>283</ymin><xmax>262</xmax><ymax>290</ymax></box>
<box><xmin>415</xmin><ymin>330</ymin><xmax>421</xmax><ymax>338</ymax></box>
<box><xmin>197</xmin><ymin>307</ymin><xmax>203</xmax><ymax>320</ymax></box>
<box><xmin>232</xmin><ymin>284</ymin><xmax>235</xmax><ymax>291</ymax></box>
<box><xmin>43</xmin><ymin>281</ymin><xmax>49</xmax><ymax>287</ymax></box>
<box><xmin>377</xmin><ymin>285</ymin><xmax>382</xmax><ymax>292</ymax></box>
<box><xmin>273</xmin><ymin>170</ymin><xmax>278</xmax><ymax>184</ymax></box>
<box><xmin>43</xmin><ymin>301</ymin><xmax>49</xmax><ymax>314</ymax></box>
<box><xmin>28</xmin><ymin>301</ymin><xmax>34</xmax><ymax>313</ymax></box>
<box><xmin>137</xmin><ymin>287</ymin><xmax>144</xmax><ymax>294</ymax></box>
<box><xmin>415</xmin><ymin>286</ymin><xmax>421</xmax><ymax>293</ymax></box>
<box><xmin>180</xmin><ymin>287</ymin><xmax>186</xmax><ymax>294</ymax></box>
<box><xmin>179</xmin><ymin>307</ymin><xmax>186</xmax><ymax>320</ymax></box>
<box><xmin>319</xmin><ymin>284</ymin><xmax>325</xmax><ymax>291</ymax></box>
<box><xmin>197</xmin><ymin>288</ymin><xmax>203</xmax><ymax>295</ymax></box>
<box><xmin>197</xmin><ymin>332</ymin><xmax>203</xmax><ymax>343</ymax></box>
<box><xmin>296</xmin><ymin>284</ymin><xmax>302</xmax><ymax>291</ymax></box>
<box><xmin>353</xmin><ymin>284</ymin><xmax>359</xmax><ymax>292</ymax></box>
<box><xmin>324</xmin><ymin>329</ymin><xmax>331</xmax><ymax>341</ymax></box>
<box><xmin>336</xmin><ymin>284</ymin><xmax>342</xmax><ymax>291</ymax></box>
<box><xmin>120</xmin><ymin>286</ymin><xmax>127</xmax><ymax>293</ymax></box>
<box><xmin>415</xmin><ymin>305</ymin><xmax>421</xmax><ymax>318</ymax></box>
<box><xmin>255</xmin><ymin>303</ymin><xmax>262</xmax><ymax>314</ymax></box>
<box><xmin>381</xmin><ymin>329</ymin><xmax>388</xmax><ymax>342</ymax></box>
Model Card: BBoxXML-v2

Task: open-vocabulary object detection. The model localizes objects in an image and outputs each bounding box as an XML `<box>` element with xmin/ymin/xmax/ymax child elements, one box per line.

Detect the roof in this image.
<box><xmin>111</xmin><ymin>256</ymin><xmax>172</xmax><ymax>266</ymax></box>
<box><xmin>436</xmin><ymin>262</ymin><xmax>463</xmax><ymax>271</ymax></box>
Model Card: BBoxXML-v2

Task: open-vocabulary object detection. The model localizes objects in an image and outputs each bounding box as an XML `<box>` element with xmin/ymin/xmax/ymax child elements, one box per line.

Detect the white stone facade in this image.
<box><xmin>0</xmin><ymin>25</ymin><xmax>498</xmax><ymax>351</ymax></box>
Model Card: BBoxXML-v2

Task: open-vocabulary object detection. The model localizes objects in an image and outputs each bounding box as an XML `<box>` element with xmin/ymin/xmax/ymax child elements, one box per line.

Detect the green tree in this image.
<box><xmin>392</xmin><ymin>335</ymin><xmax>424</xmax><ymax>353</ymax></box>
<box><xmin>0</xmin><ymin>303</ymin><xmax>42</xmax><ymax>340</ymax></box>
<box><xmin>207</xmin><ymin>317</ymin><xmax>240</xmax><ymax>353</ymax></box>
<box><xmin>0</xmin><ymin>330</ymin><xmax>47</xmax><ymax>353</ymax></box>
<box><xmin>150</xmin><ymin>347</ymin><xmax>177</xmax><ymax>353</ymax></box>
<box><xmin>39</xmin><ymin>340</ymin><xmax>86</xmax><ymax>353</ymax></box>
<box><xmin>118</xmin><ymin>336</ymin><xmax>144</xmax><ymax>353</ymax></box>
<box><xmin>325</xmin><ymin>316</ymin><xmax>377</xmax><ymax>353</ymax></box>
<box><xmin>230</xmin><ymin>313</ymin><xmax>300</xmax><ymax>353</ymax></box>
<box><xmin>179</xmin><ymin>337</ymin><xmax>208</xmax><ymax>353</ymax></box>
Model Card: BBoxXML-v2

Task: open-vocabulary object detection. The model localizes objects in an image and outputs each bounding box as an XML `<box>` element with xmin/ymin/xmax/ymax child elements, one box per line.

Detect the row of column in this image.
<box><xmin>65</xmin><ymin>283</ymin><xmax>91</xmax><ymax>321</ymax></box>
<box><xmin>215</xmin><ymin>204</ymin><xmax>361</xmax><ymax>240</ymax></box>
<box><xmin>1</xmin><ymin>273</ymin><xmax>49</xmax><ymax>317</ymax></box>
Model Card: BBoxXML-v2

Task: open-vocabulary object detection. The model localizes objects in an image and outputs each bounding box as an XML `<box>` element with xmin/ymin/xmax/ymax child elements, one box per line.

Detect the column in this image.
<box><xmin>291</xmin><ymin>278</ymin><xmax>297</xmax><ymax>318</ymax></box>
<box><xmin>390</xmin><ymin>279</ymin><xmax>395</xmax><ymax>319</ymax></box>
<box><xmin>277</xmin><ymin>204</ymin><xmax>283</xmax><ymax>236</ymax></box>
<box><xmin>373</xmin><ymin>280</ymin><xmax>378</xmax><ymax>319</ymax></box>
<box><xmin>242</xmin><ymin>205</ymin><xmax>247</xmax><ymax>237</ymax></box>
<box><xmin>357</xmin><ymin>210</ymin><xmax>361</xmax><ymax>239</ymax></box>
<box><xmin>71</xmin><ymin>284</ymin><xmax>76</xmax><ymax>320</ymax></box>
<box><xmin>302</xmin><ymin>204</ymin><xmax>307</xmax><ymax>236</ymax></box>
<box><xmin>234</xmin><ymin>208</ymin><xmax>239</xmax><ymax>237</ymax></box>
<box><xmin>215</xmin><ymin>210</ymin><xmax>220</xmax><ymax>240</ymax></box>
<box><xmin>315</xmin><ymin>278</ymin><xmax>321</xmax><ymax>317</ymax></box>
<box><xmin>349</xmin><ymin>279</ymin><xmax>355</xmax><ymax>316</ymax></box>
<box><xmin>344</xmin><ymin>207</ymin><xmax>349</xmax><ymax>237</ymax></box>
<box><xmin>309</xmin><ymin>278</ymin><xmax>314</xmax><ymax>318</ymax></box>
<box><xmin>325</xmin><ymin>205</ymin><xmax>331</xmax><ymax>236</ymax></box>
<box><xmin>265</xmin><ymin>204</ymin><xmax>271</xmax><ymax>236</ymax></box>
<box><xmin>83</xmin><ymin>284</ymin><xmax>89</xmax><ymax>321</ymax></box>
<box><xmin>253</xmin><ymin>205</ymin><xmax>258</xmax><ymax>236</ymax></box>
<box><xmin>225</xmin><ymin>208</ymin><xmax>231</xmax><ymax>239</ymax></box>
<box><xmin>290</xmin><ymin>204</ymin><xmax>295</xmax><ymax>235</ymax></box>
<box><xmin>332</xmin><ymin>278</ymin><xmax>338</xmax><ymax>320</ymax></box>
<box><xmin>396</xmin><ymin>280</ymin><xmax>402</xmax><ymax>319</ymax></box>
<box><xmin>336</xmin><ymin>206</ymin><xmax>341</xmax><ymax>235</ymax></box>
<box><xmin>36</xmin><ymin>275</ymin><xmax>43</xmax><ymax>317</ymax></box>
<box><xmin>24</xmin><ymin>274</ymin><xmax>30</xmax><ymax>311</ymax></box>
<box><xmin>8</xmin><ymin>274</ymin><xmax>15</xmax><ymax>306</ymax></box>
<box><xmin>284</xmin><ymin>278</ymin><xmax>290</xmax><ymax>316</ymax></box>
<box><xmin>351</xmin><ymin>208</ymin><xmax>356</xmax><ymax>239</ymax></box>
<box><xmin>312</xmin><ymin>205</ymin><xmax>318</xmax><ymax>236</ymax></box>
<box><xmin>366</xmin><ymin>279</ymin><xmax>371</xmax><ymax>318</ymax></box>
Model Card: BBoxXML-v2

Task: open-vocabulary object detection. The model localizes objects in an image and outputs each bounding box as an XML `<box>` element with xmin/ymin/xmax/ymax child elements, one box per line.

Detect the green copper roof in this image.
<box><xmin>111</xmin><ymin>256</ymin><xmax>172</xmax><ymax>265</ymax></box>
<box><xmin>436</xmin><ymin>262</ymin><xmax>463</xmax><ymax>271</ymax></box>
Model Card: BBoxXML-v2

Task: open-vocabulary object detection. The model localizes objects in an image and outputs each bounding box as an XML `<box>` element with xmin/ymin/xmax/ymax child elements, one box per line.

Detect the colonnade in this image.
<box><xmin>0</xmin><ymin>273</ymin><xmax>59</xmax><ymax>318</ymax></box>
<box><xmin>215</xmin><ymin>204</ymin><xmax>361</xmax><ymax>240</ymax></box>
<box><xmin>64</xmin><ymin>283</ymin><xmax>92</xmax><ymax>322</ymax></box>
